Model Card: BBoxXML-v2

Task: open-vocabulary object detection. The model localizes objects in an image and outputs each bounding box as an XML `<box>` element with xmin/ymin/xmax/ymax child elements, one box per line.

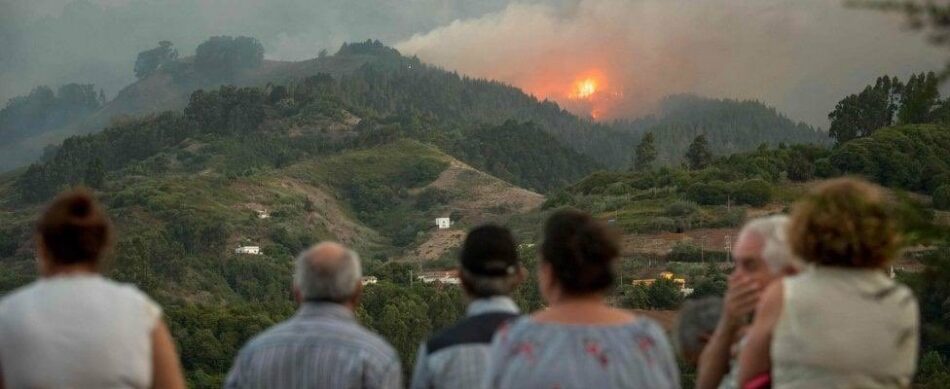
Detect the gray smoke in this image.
<box><xmin>1</xmin><ymin>0</ymin><xmax>945</xmax><ymax>127</ymax></box>
<box><xmin>396</xmin><ymin>0</ymin><xmax>945</xmax><ymax>126</ymax></box>
<box><xmin>0</xmin><ymin>0</ymin><xmax>514</xmax><ymax>102</ymax></box>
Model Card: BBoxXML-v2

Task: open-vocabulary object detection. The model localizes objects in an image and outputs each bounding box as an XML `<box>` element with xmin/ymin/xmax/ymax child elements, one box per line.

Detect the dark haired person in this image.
<box><xmin>483</xmin><ymin>209</ymin><xmax>679</xmax><ymax>388</ymax></box>
<box><xmin>0</xmin><ymin>188</ymin><xmax>185</xmax><ymax>389</ymax></box>
<box><xmin>411</xmin><ymin>224</ymin><xmax>524</xmax><ymax>389</ymax></box>
<box><xmin>674</xmin><ymin>296</ymin><xmax>722</xmax><ymax>367</ymax></box>
<box><xmin>739</xmin><ymin>178</ymin><xmax>919</xmax><ymax>388</ymax></box>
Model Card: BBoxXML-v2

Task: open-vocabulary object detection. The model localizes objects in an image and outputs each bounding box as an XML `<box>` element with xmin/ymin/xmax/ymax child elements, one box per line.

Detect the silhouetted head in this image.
<box><xmin>539</xmin><ymin>208</ymin><xmax>620</xmax><ymax>300</ymax></box>
<box><xmin>36</xmin><ymin>188</ymin><xmax>113</xmax><ymax>274</ymax></box>
<box><xmin>459</xmin><ymin>224</ymin><xmax>523</xmax><ymax>298</ymax></box>
<box><xmin>789</xmin><ymin>178</ymin><xmax>899</xmax><ymax>269</ymax></box>
<box><xmin>294</xmin><ymin>242</ymin><xmax>363</xmax><ymax>307</ymax></box>
<box><xmin>674</xmin><ymin>296</ymin><xmax>723</xmax><ymax>366</ymax></box>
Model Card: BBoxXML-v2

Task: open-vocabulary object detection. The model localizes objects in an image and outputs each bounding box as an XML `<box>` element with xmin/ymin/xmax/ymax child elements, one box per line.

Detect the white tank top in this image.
<box><xmin>772</xmin><ymin>266</ymin><xmax>919</xmax><ymax>388</ymax></box>
<box><xmin>0</xmin><ymin>274</ymin><xmax>162</xmax><ymax>388</ymax></box>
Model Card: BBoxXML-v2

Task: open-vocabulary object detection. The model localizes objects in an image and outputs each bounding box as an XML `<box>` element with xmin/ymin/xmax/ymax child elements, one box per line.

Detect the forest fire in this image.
<box><xmin>570</xmin><ymin>77</ymin><xmax>599</xmax><ymax>99</ymax></box>
<box><xmin>552</xmin><ymin>72</ymin><xmax>619</xmax><ymax>120</ymax></box>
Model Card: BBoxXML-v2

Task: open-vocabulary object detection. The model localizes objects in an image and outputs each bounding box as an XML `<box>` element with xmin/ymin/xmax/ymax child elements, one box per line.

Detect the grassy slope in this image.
<box><xmin>0</xmin><ymin>137</ymin><xmax>544</xmax><ymax>296</ymax></box>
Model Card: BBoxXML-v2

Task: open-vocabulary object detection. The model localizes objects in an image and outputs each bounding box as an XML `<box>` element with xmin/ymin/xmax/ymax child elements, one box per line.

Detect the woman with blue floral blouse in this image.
<box><xmin>483</xmin><ymin>209</ymin><xmax>680</xmax><ymax>389</ymax></box>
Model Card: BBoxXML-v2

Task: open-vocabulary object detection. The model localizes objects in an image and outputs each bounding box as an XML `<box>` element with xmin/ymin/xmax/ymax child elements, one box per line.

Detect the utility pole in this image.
<box><xmin>700</xmin><ymin>241</ymin><xmax>704</xmax><ymax>263</ymax></box>
<box><xmin>724</xmin><ymin>235</ymin><xmax>732</xmax><ymax>264</ymax></box>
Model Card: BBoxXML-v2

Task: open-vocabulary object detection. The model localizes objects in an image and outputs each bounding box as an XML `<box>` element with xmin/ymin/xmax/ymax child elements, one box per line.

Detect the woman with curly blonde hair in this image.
<box><xmin>738</xmin><ymin>178</ymin><xmax>919</xmax><ymax>389</ymax></box>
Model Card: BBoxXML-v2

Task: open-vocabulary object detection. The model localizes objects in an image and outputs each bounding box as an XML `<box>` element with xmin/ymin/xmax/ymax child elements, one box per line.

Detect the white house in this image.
<box><xmin>256</xmin><ymin>209</ymin><xmax>270</xmax><ymax>219</ymax></box>
<box><xmin>417</xmin><ymin>270</ymin><xmax>460</xmax><ymax>285</ymax></box>
<box><xmin>235</xmin><ymin>246</ymin><xmax>262</xmax><ymax>255</ymax></box>
<box><xmin>361</xmin><ymin>276</ymin><xmax>378</xmax><ymax>285</ymax></box>
<box><xmin>435</xmin><ymin>217</ymin><xmax>451</xmax><ymax>229</ymax></box>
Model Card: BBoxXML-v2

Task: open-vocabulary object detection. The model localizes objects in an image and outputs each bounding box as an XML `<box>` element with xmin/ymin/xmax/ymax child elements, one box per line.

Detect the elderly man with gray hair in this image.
<box><xmin>696</xmin><ymin>215</ymin><xmax>804</xmax><ymax>389</ymax></box>
<box><xmin>225</xmin><ymin>242</ymin><xmax>401</xmax><ymax>389</ymax></box>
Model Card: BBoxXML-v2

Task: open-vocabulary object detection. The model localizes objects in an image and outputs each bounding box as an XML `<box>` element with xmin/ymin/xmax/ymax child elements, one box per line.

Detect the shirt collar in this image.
<box><xmin>296</xmin><ymin>301</ymin><xmax>357</xmax><ymax>322</ymax></box>
<box><xmin>466</xmin><ymin>296</ymin><xmax>520</xmax><ymax>317</ymax></box>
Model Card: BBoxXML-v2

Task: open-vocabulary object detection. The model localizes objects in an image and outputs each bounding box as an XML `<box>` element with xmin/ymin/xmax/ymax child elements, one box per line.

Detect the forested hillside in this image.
<box><xmin>1</xmin><ymin>39</ymin><xmax>836</xmax><ymax>173</ymax></box>
<box><xmin>0</xmin><ymin>77</ymin><xmax>565</xmax><ymax>385</ymax></box>
<box><xmin>0</xmin><ymin>83</ymin><xmax>104</xmax><ymax>170</ymax></box>
<box><xmin>611</xmin><ymin>95</ymin><xmax>829</xmax><ymax>166</ymax></box>
<box><xmin>7</xmin><ymin>36</ymin><xmax>948</xmax><ymax>388</ymax></box>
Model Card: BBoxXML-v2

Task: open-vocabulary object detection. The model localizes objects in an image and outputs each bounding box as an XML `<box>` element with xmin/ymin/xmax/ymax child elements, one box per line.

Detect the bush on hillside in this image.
<box><xmin>685</xmin><ymin>181</ymin><xmax>730</xmax><ymax>205</ymax></box>
<box><xmin>664</xmin><ymin>200</ymin><xmax>699</xmax><ymax>216</ymax></box>
<box><xmin>669</xmin><ymin>241</ymin><xmax>703</xmax><ymax>262</ymax></box>
<box><xmin>934</xmin><ymin>184</ymin><xmax>950</xmax><ymax>210</ymax></box>
<box><xmin>732</xmin><ymin>179</ymin><xmax>772</xmax><ymax>206</ymax></box>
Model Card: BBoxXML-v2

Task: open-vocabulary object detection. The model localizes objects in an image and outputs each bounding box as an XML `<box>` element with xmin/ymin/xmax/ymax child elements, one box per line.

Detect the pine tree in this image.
<box><xmin>634</xmin><ymin>132</ymin><xmax>657</xmax><ymax>171</ymax></box>
<box><xmin>898</xmin><ymin>72</ymin><xmax>940</xmax><ymax>124</ymax></box>
<box><xmin>685</xmin><ymin>134</ymin><xmax>713</xmax><ymax>170</ymax></box>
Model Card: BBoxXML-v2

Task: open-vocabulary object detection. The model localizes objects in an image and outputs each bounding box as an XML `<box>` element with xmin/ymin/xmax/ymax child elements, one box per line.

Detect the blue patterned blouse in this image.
<box><xmin>483</xmin><ymin>316</ymin><xmax>680</xmax><ymax>389</ymax></box>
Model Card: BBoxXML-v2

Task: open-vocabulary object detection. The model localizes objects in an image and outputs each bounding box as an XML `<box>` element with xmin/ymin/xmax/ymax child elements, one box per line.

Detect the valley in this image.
<box><xmin>0</xmin><ymin>39</ymin><xmax>948</xmax><ymax>387</ymax></box>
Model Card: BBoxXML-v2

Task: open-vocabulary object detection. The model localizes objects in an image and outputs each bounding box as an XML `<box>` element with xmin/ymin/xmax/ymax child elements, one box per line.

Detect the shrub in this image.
<box><xmin>685</xmin><ymin>182</ymin><xmax>729</xmax><ymax>205</ymax></box>
<box><xmin>732</xmin><ymin>179</ymin><xmax>772</xmax><ymax>206</ymax></box>
<box><xmin>814</xmin><ymin>157</ymin><xmax>838</xmax><ymax>178</ymax></box>
<box><xmin>664</xmin><ymin>200</ymin><xmax>699</xmax><ymax>216</ymax></box>
<box><xmin>934</xmin><ymin>185</ymin><xmax>950</xmax><ymax>210</ymax></box>
<box><xmin>669</xmin><ymin>241</ymin><xmax>703</xmax><ymax>262</ymax></box>
<box><xmin>415</xmin><ymin>188</ymin><xmax>450</xmax><ymax>210</ymax></box>
<box><xmin>605</xmin><ymin>182</ymin><xmax>632</xmax><ymax>195</ymax></box>
<box><xmin>646</xmin><ymin>278</ymin><xmax>684</xmax><ymax>310</ymax></box>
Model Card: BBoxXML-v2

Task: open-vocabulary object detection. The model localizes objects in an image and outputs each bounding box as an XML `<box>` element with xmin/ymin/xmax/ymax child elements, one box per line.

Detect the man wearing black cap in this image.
<box><xmin>410</xmin><ymin>224</ymin><xmax>524</xmax><ymax>389</ymax></box>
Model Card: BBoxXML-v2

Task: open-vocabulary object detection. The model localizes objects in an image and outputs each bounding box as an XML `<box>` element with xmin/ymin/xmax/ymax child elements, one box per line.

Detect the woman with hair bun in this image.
<box><xmin>0</xmin><ymin>188</ymin><xmax>185</xmax><ymax>389</ymax></box>
<box><xmin>483</xmin><ymin>209</ymin><xmax>680</xmax><ymax>388</ymax></box>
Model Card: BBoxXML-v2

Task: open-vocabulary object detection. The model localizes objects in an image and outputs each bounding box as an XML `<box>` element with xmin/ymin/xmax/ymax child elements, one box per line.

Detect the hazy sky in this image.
<box><xmin>1</xmin><ymin>0</ymin><xmax>945</xmax><ymax>127</ymax></box>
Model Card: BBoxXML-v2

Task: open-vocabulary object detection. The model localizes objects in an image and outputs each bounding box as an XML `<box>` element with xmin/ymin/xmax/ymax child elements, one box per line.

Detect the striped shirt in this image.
<box><xmin>225</xmin><ymin>302</ymin><xmax>402</xmax><ymax>389</ymax></box>
<box><xmin>411</xmin><ymin>296</ymin><xmax>520</xmax><ymax>389</ymax></box>
<box><xmin>483</xmin><ymin>316</ymin><xmax>680</xmax><ymax>389</ymax></box>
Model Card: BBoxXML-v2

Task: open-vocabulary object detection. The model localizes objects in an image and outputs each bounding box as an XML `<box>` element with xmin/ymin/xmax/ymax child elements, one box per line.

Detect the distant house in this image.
<box><xmin>435</xmin><ymin>217</ymin><xmax>451</xmax><ymax>229</ymax></box>
<box><xmin>235</xmin><ymin>246</ymin><xmax>262</xmax><ymax>255</ymax></box>
<box><xmin>632</xmin><ymin>272</ymin><xmax>691</xmax><ymax>296</ymax></box>
<box><xmin>361</xmin><ymin>276</ymin><xmax>378</xmax><ymax>285</ymax></box>
<box><xmin>256</xmin><ymin>209</ymin><xmax>270</xmax><ymax>219</ymax></box>
<box><xmin>417</xmin><ymin>270</ymin><xmax>460</xmax><ymax>285</ymax></box>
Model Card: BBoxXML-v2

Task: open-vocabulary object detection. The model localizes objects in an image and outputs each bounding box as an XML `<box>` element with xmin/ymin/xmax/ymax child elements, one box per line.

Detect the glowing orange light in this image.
<box><xmin>570</xmin><ymin>78</ymin><xmax>598</xmax><ymax>99</ymax></box>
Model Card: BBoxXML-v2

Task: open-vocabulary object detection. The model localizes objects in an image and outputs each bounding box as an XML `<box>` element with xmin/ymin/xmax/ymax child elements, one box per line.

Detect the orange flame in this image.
<box><xmin>569</xmin><ymin>77</ymin><xmax>599</xmax><ymax>99</ymax></box>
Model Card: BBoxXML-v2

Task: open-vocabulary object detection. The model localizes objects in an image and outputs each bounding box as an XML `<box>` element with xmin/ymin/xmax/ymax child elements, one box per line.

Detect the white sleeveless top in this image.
<box><xmin>0</xmin><ymin>274</ymin><xmax>162</xmax><ymax>388</ymax></box>
<box><xmin>772</xmin><ymin>266</ymin><xmax>919</xmax><ymax>388</ymax></box>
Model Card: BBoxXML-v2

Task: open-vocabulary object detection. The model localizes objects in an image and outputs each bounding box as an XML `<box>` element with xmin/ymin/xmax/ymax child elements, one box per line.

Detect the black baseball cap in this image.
<box><xmin>460</xmin><ymin>224</ymin><xmax>520</xmax><ymax>276</ymax></box>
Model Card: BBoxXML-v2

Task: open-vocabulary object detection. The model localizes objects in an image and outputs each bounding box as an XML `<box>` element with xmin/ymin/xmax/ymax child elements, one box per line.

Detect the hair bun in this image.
<box><xmin>38</xmin><ymin>188</ymin><xmax>113</xmax><ymax>265</ymax></box>
<box><xmin>541</xmin><ymin>208</ymin><xmax>620</xmax><ymax>294</ymax></box>
<box><xmin>577</xmin><ymin>222</ymin><xmax>617</xmax><ymax>265</ymax></box>
<box><xmin>67</xmin><ymin>195</ymin><xmax>93</xmax><ymax>218</ymax></box>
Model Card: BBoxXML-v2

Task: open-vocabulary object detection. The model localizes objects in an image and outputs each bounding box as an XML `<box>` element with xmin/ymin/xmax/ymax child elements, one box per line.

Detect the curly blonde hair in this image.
<box><xmin>788</xmin><ymin>177</ymin><xmax>900</xmax><ymax>269</ymax></box>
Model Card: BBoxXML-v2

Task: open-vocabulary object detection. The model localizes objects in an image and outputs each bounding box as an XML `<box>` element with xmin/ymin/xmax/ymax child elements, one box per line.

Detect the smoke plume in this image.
<box><xmin>396</xmin><ymin>0</ymin><xmax>945</xmax><ymax>125</ymax></box>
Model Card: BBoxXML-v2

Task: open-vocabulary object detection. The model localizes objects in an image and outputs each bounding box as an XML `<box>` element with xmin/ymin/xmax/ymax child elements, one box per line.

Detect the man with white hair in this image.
<box><xmin>696</xmin><ymin>215</ymin><xmax>803</xmax><ymax>389</ymax></box>
<box><xmin>225</xmin><ymin>242</ymin><xmax>401</xmax><ymax>389</ymax></box>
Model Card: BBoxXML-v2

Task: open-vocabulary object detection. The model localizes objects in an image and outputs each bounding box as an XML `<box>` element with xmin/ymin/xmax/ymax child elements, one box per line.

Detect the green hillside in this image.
<box><xmin>611</xmin><ymin>95</ymin><xmax>830</xmax><ymax>166</ymax></box>
<box><xmin>0</xmin><ymin>40</ymin><xmax>835</xmax><ymax>173</ymax></box>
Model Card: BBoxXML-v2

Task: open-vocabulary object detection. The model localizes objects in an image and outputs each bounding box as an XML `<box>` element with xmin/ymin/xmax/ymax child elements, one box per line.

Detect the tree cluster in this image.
<box><xmin>134</xmin><ymin>41</ymin><xmax>179</xmax><ymax>79</ymax></box>
<box><xmin>828</xmin><ymin>72</ymin><xmax>947</xmax><ymax>144</ymax></box>
<box><xmin>0</xmin><ymin>83</ymin><xmax>103</xmax><ymax>145</ymax></box>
